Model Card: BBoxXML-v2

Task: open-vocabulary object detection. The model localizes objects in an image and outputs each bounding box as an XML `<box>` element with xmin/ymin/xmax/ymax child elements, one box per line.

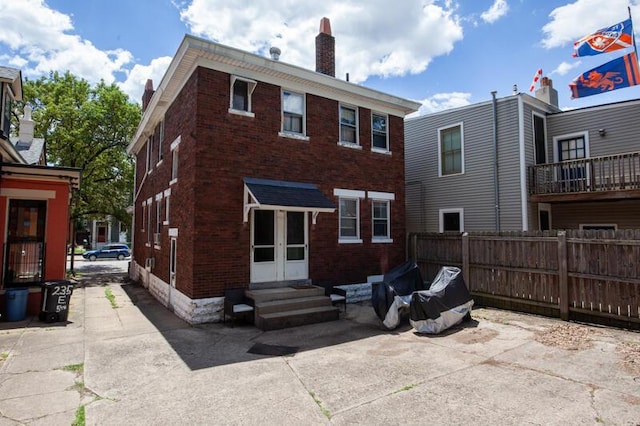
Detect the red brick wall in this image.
<box><xmin>133</xmin><ymin>66</ymin><xmax>407</xmax><ymax>299</ymax></box>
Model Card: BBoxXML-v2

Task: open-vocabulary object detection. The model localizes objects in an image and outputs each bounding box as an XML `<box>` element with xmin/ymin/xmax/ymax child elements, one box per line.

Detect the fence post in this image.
<box><xmin>557</xmin><ymin>231</ymin><xmax>569</xmax><ymax>321</ymax></box>
<box><xmin>462</xmin><ymin>232</ymin><xmax>470</xmax><ymax>284</ymax></box>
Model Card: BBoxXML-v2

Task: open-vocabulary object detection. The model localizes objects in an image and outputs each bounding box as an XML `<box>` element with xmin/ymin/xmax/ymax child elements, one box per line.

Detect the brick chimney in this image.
<box><xmin>142</xmin><ymin>79</ymin><xmax>155</xmax><ymax>112</ymax></box>
<box><xmin>535</xmin><ymin>77</ymin><xmax>558</xmax><ymax>108</ymax></box>
<box><xmin>315</xmin><ymin>17</ymin><xmax>335</xmax><ymax>77</ymax></box>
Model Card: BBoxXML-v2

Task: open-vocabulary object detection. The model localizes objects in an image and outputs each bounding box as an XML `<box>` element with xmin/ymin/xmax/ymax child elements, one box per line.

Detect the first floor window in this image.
<box><xmin>340</xmin><ymin>105</ymin><xmax>357</xmax><ymax>144</ymax></box>
<box><xmin>439</xmin><ymin>208</ymin><xmax>464</xmax><ymax>232</ymax></box>
<box><xmin>339</xmin><ymin>198</ymin><xmax>359</xmax><ymax>239</ymax></box>
<box><xmin>147</xmin><ymin>199</ymin><xmax>153</xmax><ymax>243</ymax></box>
<box><xmin>372</xmin><ymin>200</ymin><xmax>390</xmax><ymax>239</ymax></box>
<box><xmin>282</xmin><ymin>90</ymin><xmax>304</xmax><ymax>134</ymax></box>
<box><xmin>141</xmin><ymin>202</ymin><xmax>146</xmax><ymax>231</ymax></box>
<box><xmin>439</xmin><ymin>124</ymin><xmax>463</xmax><ymax>176</ymax></box>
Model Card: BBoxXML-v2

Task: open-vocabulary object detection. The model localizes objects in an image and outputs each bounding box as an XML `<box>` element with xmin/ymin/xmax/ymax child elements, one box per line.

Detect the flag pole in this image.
<box><xmin>630</xmin><ymin>6</ymin><xmax>638</xmax><ymax>59</ymax></box>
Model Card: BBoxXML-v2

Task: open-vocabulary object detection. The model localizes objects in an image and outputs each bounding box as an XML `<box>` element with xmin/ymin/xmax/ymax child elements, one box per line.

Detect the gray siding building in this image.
<box><xmin>406</xmin><ymin>78</ymin><xmax>640</xmax><ymax>232</ymax></box>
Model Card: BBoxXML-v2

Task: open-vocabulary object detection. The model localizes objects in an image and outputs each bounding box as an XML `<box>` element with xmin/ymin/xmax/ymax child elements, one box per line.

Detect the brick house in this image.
<box><xmin>0</xmin><ymin>66</ymin><xmax>80</xmax><ymax>315</ymax></box>
<box><xmin>127</xmin><ymin>19</ymin><xmax>420</xmax><ymax>324</ymax></box>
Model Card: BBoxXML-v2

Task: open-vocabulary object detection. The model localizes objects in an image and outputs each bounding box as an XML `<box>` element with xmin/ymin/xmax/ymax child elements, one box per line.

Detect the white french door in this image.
<box><xmin>250</xmin><ymin>210</ymin><xmax>308</xmax><ymax>283</ymax></box>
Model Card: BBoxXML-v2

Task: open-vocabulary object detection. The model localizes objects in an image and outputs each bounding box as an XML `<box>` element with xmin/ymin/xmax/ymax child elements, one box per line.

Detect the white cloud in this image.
<box><xmin>480</xmin><ymin>0</ymin><xmax>509</xmax><ymax>24</ymax></box>
<box><xmin>178</xmin><ymin>0</ymin><xmax>463</xmax><ymax>83</ymax></box>
<box><xmin>119</xmin><ymin>56</ymin><xmax>173</xmax><ymax>102</ymax></box>
<box><xmin>552</xmin><ymin>61</ymin><xmax>582</xmax><ymax>76</ymax></box>
<box><xmin>407</xmin><ymin>92</ymin><xmax>472</xmax><ymax>117</ymax></box>
<box><xmin>0</xmin><ymin>0</ymin><xmax>133</xmax><ymax>84</ymax></box>
<box><xmin>542</xmin><ymin>0</ymin><xmax>639</xmax><ymax>49</ymax></box>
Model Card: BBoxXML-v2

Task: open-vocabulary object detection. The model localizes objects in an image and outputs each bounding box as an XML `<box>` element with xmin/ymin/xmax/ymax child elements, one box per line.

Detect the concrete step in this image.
<box><xmin>255</xmin><ymin>306</ymin><xmax>339</xmax><ymax>331</ymax></box>
<box><xmin>246</xmin><ymin>285</ymin><xmax>325</xmax><ymax>303</ymax></box>
<box><xmin>255</xmin><ymin>296</ymin><xmax>331</xmax><ymax>315</ymax></box>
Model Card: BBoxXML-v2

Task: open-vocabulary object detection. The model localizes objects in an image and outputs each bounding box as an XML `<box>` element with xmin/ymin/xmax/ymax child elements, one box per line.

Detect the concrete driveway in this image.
<box><xmin>0</xmin><ymin>274</ymin><xmax>639</xmax><ymax>424</ymax></box>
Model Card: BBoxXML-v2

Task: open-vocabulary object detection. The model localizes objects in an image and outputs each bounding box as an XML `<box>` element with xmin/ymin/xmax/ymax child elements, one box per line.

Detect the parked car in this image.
<box><xmin>82</xmin><ymin>244</ymin><xmax>130</xmax><ymax>261</ymax></box>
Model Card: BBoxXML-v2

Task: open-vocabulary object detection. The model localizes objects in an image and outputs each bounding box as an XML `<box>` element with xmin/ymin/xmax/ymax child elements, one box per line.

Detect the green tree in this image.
<box><xmin>20</xmin><ymin>71</ymin><xmax>140</xmax><ymax>225</ymax></box>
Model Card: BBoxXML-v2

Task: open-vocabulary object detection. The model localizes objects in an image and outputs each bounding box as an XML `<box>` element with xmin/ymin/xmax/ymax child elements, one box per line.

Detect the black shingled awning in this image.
<box><xmin>243</xmin><ymin>177</ymin><xmax>335</xmax><ymax>223</ymax></box>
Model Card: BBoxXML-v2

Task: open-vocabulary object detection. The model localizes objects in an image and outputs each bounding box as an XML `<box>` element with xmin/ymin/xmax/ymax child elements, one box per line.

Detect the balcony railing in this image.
<box><xmin>3</xmin><ymin>241</ymin><xmax>45</xmax><ymax>287</ymax></box>
<box><xmin>528</xmin><ymin>151</ymin><xmax>640</xmax><ymax>197</ymax></box>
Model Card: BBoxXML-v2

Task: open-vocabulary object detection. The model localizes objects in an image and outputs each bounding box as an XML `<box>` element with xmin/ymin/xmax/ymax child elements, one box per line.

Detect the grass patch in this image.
<box><xmin>105</xmin><ymin>288</ymin><xmax>118</xmax><ymax>309</ymax></box>
<box><xmin>309</xmin><ymin>391</ymin><xmax>331</xmax><ymax>419</ymax></box>
<box><xmin>0</xmin><ymin>351</ymin><xmax>9</xmax><ymax>361</ymax></box>
<box><xmin>62</xmin><ymin>363</ymin><xmax>84</xmax><ymax>374</ymax></box>
<box><xmin>393</xmin><ymin>383</ymin><xmax>417</xmax><ymax>394</ymax></box>
<box><xmin>72</xmin><ymin>405</ymin><xmax>85</xmax><ymax>426</ymax></box>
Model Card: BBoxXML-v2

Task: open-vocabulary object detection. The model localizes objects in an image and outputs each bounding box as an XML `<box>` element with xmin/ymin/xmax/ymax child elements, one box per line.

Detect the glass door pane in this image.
<box><xmin>286</xmin><ymin>212</ymin><xmax>305</xmax><ymax>261</ymax></box>
<box><xmin>253</xmin><ymin>210</ymin><xmax>275</xmax><ymax>262</ymax></box>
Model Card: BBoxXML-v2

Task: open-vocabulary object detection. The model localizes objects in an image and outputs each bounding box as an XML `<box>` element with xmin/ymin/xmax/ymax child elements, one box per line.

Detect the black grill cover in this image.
<box><xmin>409</xmin><ymin>266</ymin><xmax>472</xmax><ymax>321</ymax></box>
<box><xmin>372</xmin><ymin>261</ymin><xmax>425</xmax><ymax>321</ymax></box>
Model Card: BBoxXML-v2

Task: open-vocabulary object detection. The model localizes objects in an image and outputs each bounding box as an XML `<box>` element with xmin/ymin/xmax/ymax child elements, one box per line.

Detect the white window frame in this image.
<box><xmin>229</xmin><ymin>75</ymin><xmax>257</xmax><ymax>117</ymax></box>
<box><xmin>146</xmin><ymin>197</ymin><xmax>153</xmax><ymax>246</ymax></box>
<box><xmin>439</xmin><ymin>208</ymin><xmax>464</xmax><ymax>233</ymax></box>
<box><xmin>157</xmin><ymin>119</ymin><xmax>164</xmax><ymax>165</ymax></box>
<box><xmin>334</xmin><ymin>189</ymin><xmax>365</xmax><ymax>244</ymax></box>
<box><xmin>369</xmin><ymin>191</ymin><xmax>394</xmax><ymax>243</ymax></box>
<box><xmin>371</xmin><ymin>112</ymin><xmax>389</xmax><ymax>153</ymax></box>
<box><xmin>552</xmin><ymin>131</ymin><xmax>590</xmax><ymax>163</ymax></box>
<box><xmin>141</xmin><ymin>200</ymin><xmax>147</xmax><ymax>232</ymax></box>
<box><xmin>155</xmin><ymin>193</ymin><xmax>163</xmax><ymax>248</ymax></box>
<box><xmin>338</xmin><ymin>103</ymin><xmax>359</xmax><ymax>148</ymax></box>
<box><xmin>438</xmin><ymin>122</ymin><xmax>464</xmax><ymax>177</ymax></box>
<box><xmin>531</xmin><ymin>111</ymin><xmax>547</xmax><ymax>165</ymax></box>
<box><xmin>169</xmin><ymin>237</ymin><xmax>177</xmax><ymax>288</ymax></box>
<box><xmin>170</xmin><ymin>135</ymin><xmax>180</xmax><ymax>185</ymax></box>
<box><xmin>279</xmin><ymin>90</ymin><xmax>308</xmax><ymax>140</ymax></box>
<box><xmin>163</xmin><ymin>188</ymin><xmax>171</xmax><ymax>225</ymax></box>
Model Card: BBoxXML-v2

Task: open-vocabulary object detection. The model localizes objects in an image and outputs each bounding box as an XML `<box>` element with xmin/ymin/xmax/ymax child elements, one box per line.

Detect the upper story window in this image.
<box><xmin>281</xmin><ymin>90</ymin><xmax>305</xmax><ymax>136</ymax></box>
<box><xmin>372</xmin><ymin>113</ymin><xmax>389</xmax><ymax>152</ymax></box>
<box><xmin>339</xmin><ymin>104</ymin><xmax>358</xmax><ymax>146</ymax></box>
<box><xmin>229</xmin><ymin>76</ymin><xmax>257</xmax><ymax>117</ymax></box>
<box><xmin>157</xmin><ymin>119</ymin><xmax>164</xmax><ymax>163</ymax></box>
<box><xmin>1</xmin><ymin>85</ymin><xmax>12</xmax><ymax>138</ymax></box>
<box><xmin>170</xmin><ymin>135</ymin><xmax>180</xmax><ymax>185</ymax></box>
<box><xmin>438</xmin><ymin>123</ymin><xmax>464</xmax><ymax>176</ymax></box>
<box><xmin>146</xmin><ymin>135</ymin><xmax>154</xmax><ymax>174</ymax></box>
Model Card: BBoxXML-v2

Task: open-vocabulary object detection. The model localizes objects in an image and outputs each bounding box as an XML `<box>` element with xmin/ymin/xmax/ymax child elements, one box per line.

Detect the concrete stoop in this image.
<box><xmin>246</xmin><ymin>285</ymin><xmax>339</xmax><ymax>331</ymax></box>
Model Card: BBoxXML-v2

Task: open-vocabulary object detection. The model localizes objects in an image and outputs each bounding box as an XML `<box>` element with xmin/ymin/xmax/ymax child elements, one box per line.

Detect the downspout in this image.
<box><xmin>491</xmin><ymin>91</ymin><xmax>500</xmax><ymax>231</ymax></box>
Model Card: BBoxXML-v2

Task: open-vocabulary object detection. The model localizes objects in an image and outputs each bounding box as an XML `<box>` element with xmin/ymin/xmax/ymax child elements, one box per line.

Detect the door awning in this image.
<box><xmin>243</xmin><ymin>177</ymin><xmax>335</xmax><ymax>224</ymax></box>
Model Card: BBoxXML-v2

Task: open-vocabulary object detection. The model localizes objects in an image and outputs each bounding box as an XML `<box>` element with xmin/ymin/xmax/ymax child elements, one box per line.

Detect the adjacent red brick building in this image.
<box><xmin>127</xmin><ymin>19</ymin><xmax>419</xmax><ymax>323</ymax></box>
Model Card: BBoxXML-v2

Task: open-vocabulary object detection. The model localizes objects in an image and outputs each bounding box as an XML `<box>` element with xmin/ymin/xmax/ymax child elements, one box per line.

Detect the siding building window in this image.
<box><xmin>439</xmin><ymin>208</ymin><xmax>464</xmax><ymax>232</ymax></box>
<box><xmin>371</xmin><ymin>113</ymin><xmax>388</xmax><ymax>152</ymax></box>
<box><xmin>438</xmin><ymin>123</ymin><xmax>464</xmax><ymax>176</ymax></box>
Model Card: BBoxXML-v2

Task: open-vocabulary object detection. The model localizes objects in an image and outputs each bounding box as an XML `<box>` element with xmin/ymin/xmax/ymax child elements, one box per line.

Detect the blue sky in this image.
<box><xmin>1</xmin><ymin>0</ymin><xmax>639</xmax><ymax>115</ymax></box>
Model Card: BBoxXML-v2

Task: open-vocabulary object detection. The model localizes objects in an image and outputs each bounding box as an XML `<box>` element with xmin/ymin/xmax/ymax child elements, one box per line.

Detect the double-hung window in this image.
<box><xmin>157</xmin><ymin>119</ymin><xmax>164</xmax><ymax>163</ymax></box>
<box><xmin>163</xmin><ymin>188</ymin><xmax>171</xmax><ymax>225</ymax></box>
<box><xmin>146</xmin><ymin>197</ymin><xmax>153</xmax><ymax>245</ymax></box>
<box><xmin>371</xmin><ymin>113</ymin><xmax>388</xmax><ymax>152</ymax></box>
<box><xmin>170</xmin><ymin>135</ymin><xmax>180</xmax><ymax>185</ymax></box>
<box><xmin>369</xmin><ymin>191</ymin><xmax>394</xmax><ymax>242</ymax></box>
<box><xmin>334</xmin><ymin>189</ymin><xmax>365</xmax><ymax>243</ymax></box>
<box><xmin>281</xmin><ymin>90</ymin><xmax>305</xmax><ymax>136</ymax></box>
<box><xmin>438</xmin><ymin>123</ymin><xmax>464</xmax><ymax>176</ymax></box>
<box><xmin>339</xmin><ymin>104</ymin><xmax>358</xmax><ymax>145</ymax></box>
<box><xmin>229</xmin><ymin>76</ymin><xmax>257</xmax><ymax>116</ymax></box>
<box><xmin>155</xmin><ymin>194</ymin><xmax>163</xmax><ymax>247</ymax></box>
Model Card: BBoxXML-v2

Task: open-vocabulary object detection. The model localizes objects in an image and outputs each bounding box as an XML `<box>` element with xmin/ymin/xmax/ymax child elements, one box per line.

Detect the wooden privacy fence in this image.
<box><xmin>408</xmin><ymin>230</ymin><xmax>640</xmax><ymax>329</ymax></box>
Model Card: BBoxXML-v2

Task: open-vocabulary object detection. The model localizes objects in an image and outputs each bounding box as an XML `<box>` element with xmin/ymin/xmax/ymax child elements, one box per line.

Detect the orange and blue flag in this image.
<box><xmin>570</xmin><ymin>52</ymin><xmax>640</xmax><ymax>98</ymax></box>
<box><xmin>573</xmin><ymin>18</ymin><xmax>634</xmax><ymax>57</ymax></box>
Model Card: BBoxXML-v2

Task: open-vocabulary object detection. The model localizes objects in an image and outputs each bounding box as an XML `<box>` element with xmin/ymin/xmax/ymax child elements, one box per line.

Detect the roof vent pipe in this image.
<box><xmin>269</xmin><ymin>47</ymin><xmax>281</xmax><ymax>61</ymax></box>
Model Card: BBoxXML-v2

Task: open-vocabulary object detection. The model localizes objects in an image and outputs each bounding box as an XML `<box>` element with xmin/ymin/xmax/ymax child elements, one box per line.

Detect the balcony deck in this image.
<box><xmin>528</xmin><ymin>151</ymin><xmax>640</xmax><ymax>202</ymax></box>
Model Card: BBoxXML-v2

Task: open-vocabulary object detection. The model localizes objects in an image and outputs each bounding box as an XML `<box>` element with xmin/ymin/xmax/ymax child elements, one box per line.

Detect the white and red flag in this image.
<box><xmin>529</xmin><ymin>68</ymin><xmax>542</xmax><ymax>92</ymax></box>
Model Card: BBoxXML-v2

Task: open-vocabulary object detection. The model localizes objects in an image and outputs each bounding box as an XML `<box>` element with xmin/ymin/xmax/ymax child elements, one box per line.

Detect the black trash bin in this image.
<box><xmin>40</xmin><ymin>280</ymin><xmax>74</xmax><ymax>323</ymax></box>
